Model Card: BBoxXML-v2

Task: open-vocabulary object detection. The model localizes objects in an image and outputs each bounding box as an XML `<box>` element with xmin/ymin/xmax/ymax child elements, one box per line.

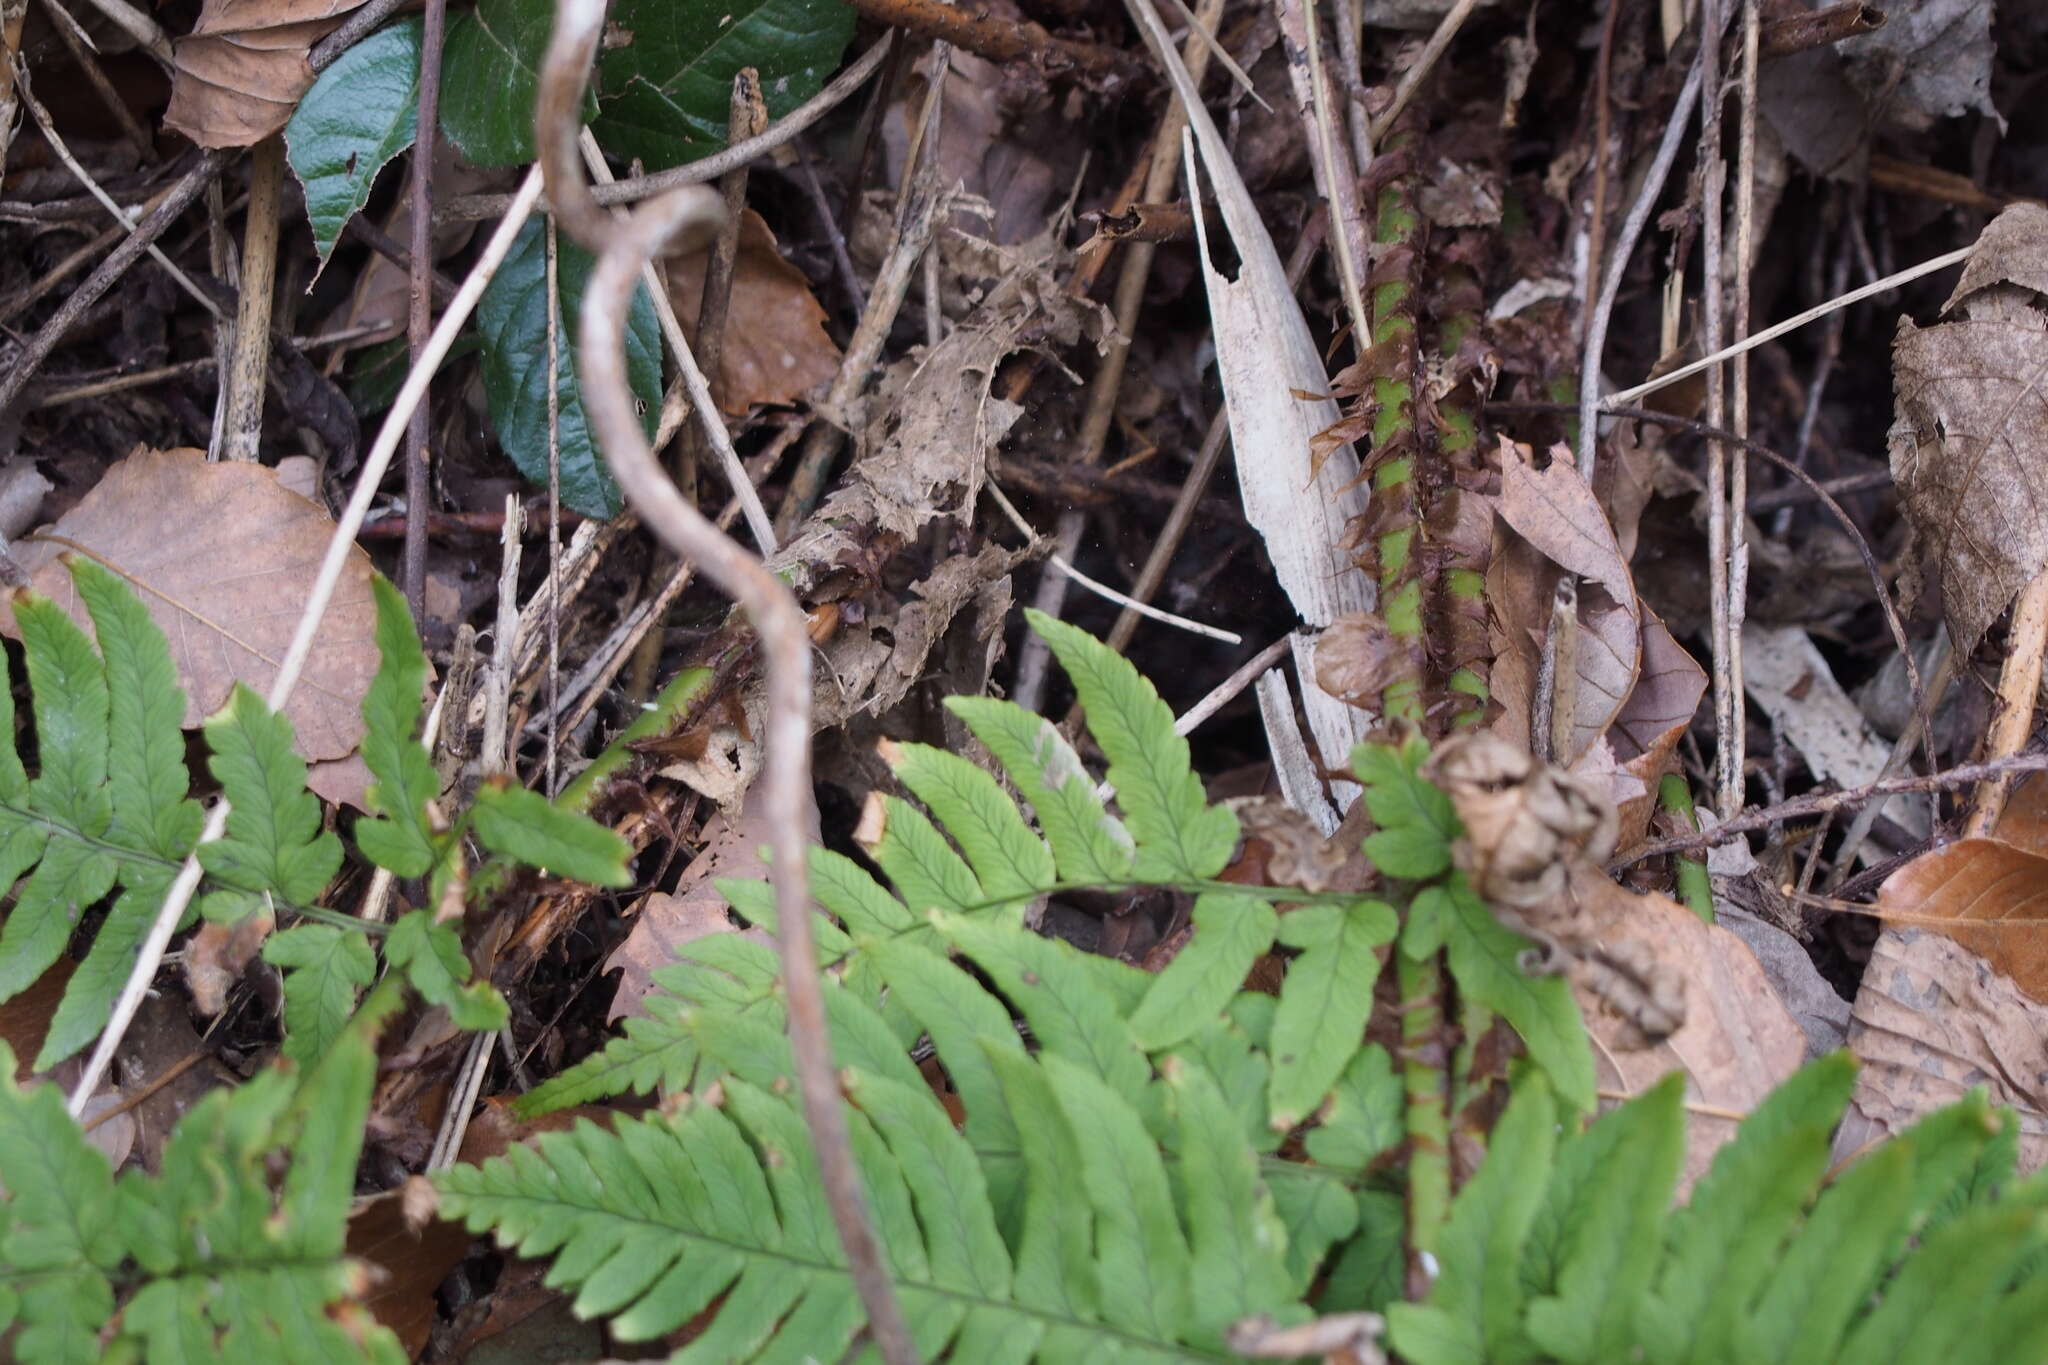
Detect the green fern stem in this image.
<box><xmin>1397</xmin><ymin>945</ymin><xmax>1451</xmax><ymax>1292</ymax></box>
<box><xmin>1426</xmin><ymin>256</ymin><xmax>1494</xmax><ymax>732</ymax></box>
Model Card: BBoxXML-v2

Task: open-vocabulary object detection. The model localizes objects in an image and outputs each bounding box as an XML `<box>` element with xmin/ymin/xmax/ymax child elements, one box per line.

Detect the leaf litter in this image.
<box><xmin>12</xmin><ymin>0</ymin><xmax>2048</xmax><ymax>1349</ymax></box>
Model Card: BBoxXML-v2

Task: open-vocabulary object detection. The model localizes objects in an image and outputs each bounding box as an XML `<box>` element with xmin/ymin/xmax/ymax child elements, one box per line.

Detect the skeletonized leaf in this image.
<box><xmin>1891</xmin><ymin>203</ymin><xmax>2048</xmax><ymax>654</ymax></box>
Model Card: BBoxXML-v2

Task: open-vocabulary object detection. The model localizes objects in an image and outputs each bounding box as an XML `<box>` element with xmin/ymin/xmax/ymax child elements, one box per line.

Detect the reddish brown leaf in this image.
<box><xmin>1876</xmin><ymin>772</ymin><xmax>2048</xmax><ymax>1000</ymax></box>
<box><xmin>665</xmin><ymin>209</ymin><xmax>843</xmax><ymax>414</ymax></box>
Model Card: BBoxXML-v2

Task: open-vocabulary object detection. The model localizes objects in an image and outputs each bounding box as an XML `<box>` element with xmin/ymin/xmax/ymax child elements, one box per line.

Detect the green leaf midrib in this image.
<box><xmin>459</xmin><ymin>1187</ymin><xmax>1235</xmax><ymax>1362</ymax></box>
<box><xmin>0</xmin><ymin>796</ymin><xmax>350</xmax><ymax>932</ymax></box>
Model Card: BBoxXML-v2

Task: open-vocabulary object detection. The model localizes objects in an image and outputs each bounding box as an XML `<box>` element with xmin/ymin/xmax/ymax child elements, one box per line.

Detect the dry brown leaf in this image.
<box><xmin>1571</xmin><ymin>864</ymin><xmax>1808</xmax><ymax>1193</ymax></box>
<box><xmin>665</xmin><ymin>209</ymin><xmax>842</xmax><ymax>415</ymax></box>
<box><xmin>0</xmin><ymin>447</ymin><xmax>380</xmax><ymax>773</ymax></box>
<box><xmin>1890</xmin><ymin>202</ymin><xmax>2048</xmax><ymax>655</ymax></box>
<box><xmin>606</xmin><ymin>783</ymin><xmax>802</xmax><ymax>1021</ymax></box>
<box><xmin>1876</xmin><ymin>771</ymin><xmax>2048</xmax><ymax>999</ymax></box>
<box><xmin>165</xmin><ymin>0</ymin><xmax>365</xmax><ymax>147</ymax></box>
<box><xmin>1837</xmin><ymin>928</ymin><xmax>2048</xmax><ymax>1172</ymax></box>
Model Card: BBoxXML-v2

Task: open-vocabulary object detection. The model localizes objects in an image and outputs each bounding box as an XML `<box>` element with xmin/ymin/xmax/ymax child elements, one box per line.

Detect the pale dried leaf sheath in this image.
<box><xmin>1124</xmin><ymin>0</ymin><xmax>1374</xmax><ymax>814</ymax></box>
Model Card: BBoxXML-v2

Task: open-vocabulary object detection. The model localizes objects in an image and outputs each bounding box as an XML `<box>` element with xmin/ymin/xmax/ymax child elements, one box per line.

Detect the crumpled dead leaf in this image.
<box><xmin>1876</xmin><ymin>771</ymin><xmax>2048</xmax><ymax>1000</ymax></box>
<box><xmin>1836</xmin><ymin>927</ymin><xmax>2048</xmax><ymax>1173</ymax></box>
<box><xmin>1487</xmin><ymin>438</ymin><xmax>1707</xmax><ymax>846</ymax></box>
<box><xmin>664</xmin><ymin>209</ymin><xmax>842</xmax><ymax>414</ymax></box>
<box><xmin>1433</xmin><ymin>733</ymin><xmax>1804</xmax><ymax>1188</ymax></box>
<box><xmin>165</xmin><ymin>0</ymin><xmax>365</xmax><ymax>147</ymax></box>
<box><xmin>1890</xmin><ymin>202</ymin><xmax>2048</xmax><ymax>656</ymax></box>
<box><xmin>0</xmin><ymin>447</ymin><xmax>382</xmax><ymax>805</ymax></box>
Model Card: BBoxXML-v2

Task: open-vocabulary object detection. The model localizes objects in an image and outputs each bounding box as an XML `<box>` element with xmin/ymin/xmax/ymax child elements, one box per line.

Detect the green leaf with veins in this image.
<box><xmin>474</xmin><ymin>219</ymin><xmax>659</xmax><ymax>519</ymax></box>
<box><xmin>438</xmin><ymin>0</ymin><xmax>851</xmax><ymax>170</ymax></box>
<box><xmin>284</xmin><ymin>18</ymin><xmax>421</xmax><ymax>265</ymax></box>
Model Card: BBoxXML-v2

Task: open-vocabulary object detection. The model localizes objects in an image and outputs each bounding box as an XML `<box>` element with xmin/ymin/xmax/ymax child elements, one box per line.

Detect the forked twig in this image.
<box><xmin>536</xmin><ymin>5</ymin><xmax>916</xmax><ymax>1361</ymax></box>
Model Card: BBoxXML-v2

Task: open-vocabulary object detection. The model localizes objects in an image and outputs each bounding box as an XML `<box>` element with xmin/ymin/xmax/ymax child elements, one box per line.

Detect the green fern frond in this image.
<box><xmin>1388</xmin><ymin>1060</ymin><xmax>2048</xmax><ymax>1365</ymax></box>
<box><xmin>0</xmin><ymin>558</ymin><xmax>631</xmax><ymax>1069</ymax></box>
<box><xmin>441</xmin><ymin>983</ymin><xmax>1309</xmax><ymax>1361</ymax></box>
<box><xmin>0</xmin><ymin>985</ymin><xmax>406</xmax><ymax>1364</ymax></box>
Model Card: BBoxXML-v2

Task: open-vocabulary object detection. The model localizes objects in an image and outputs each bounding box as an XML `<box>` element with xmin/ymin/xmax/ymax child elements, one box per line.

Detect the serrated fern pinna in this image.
<box><xmin>0</xmin><ymin>556</ymin><xmax>632</xmax><ymax>1071</ymax></box>
<box><xmin>438</xmin><ymin>612</ymin><xmax>2048</xmax><ymax>1362</ymax></box>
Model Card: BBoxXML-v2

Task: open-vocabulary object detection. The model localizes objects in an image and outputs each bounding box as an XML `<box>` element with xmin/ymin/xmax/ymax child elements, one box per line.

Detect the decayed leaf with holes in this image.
<box><xmin>1890</xmin><ymin>202</ymin><xmax>2048</xmax><ymax>655</ymax></box>
<box><xmin>0</xmin><ymin>448</ymin><xmax>379</xmax><ymax>773</ymax></box>
<box><xmin>1875</xmin><ymin>772</ymin><xmax>2048</xmax><ymax>1000</ymax></box>
<box><xmin>166</xmin><ymin>0</ymin><xmax>369</xmax><ymax>146</ymax></box>
<box><xmin>663</xmin><ymin>209</ymin><xmax>841</xmax><ymax>414</ymax></box>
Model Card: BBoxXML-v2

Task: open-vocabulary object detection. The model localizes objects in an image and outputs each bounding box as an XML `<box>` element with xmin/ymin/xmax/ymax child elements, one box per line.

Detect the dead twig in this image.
<box><xmin>1616</xmin><ymin>752</ymin><xmax>2048</xmax><ymax>869</ymax></box>
<box><xmin>222</xmin><ymin>138</ymin><xmax>285</xmax><ymax>461</ymax></box>
<box><xmin>536</xmin><ymin>3</ymin><xmax>915</xmax><ymax>1360</ymax></box>
<box><xmin>1759</xmin><ymin>0</ymin><xmax>1884</xmax><ymax>58</ymax></box>
<box><xmin>847</xmin><ymin>0</ymin><xmax>1140</xmax><ymax>85</ymax></box>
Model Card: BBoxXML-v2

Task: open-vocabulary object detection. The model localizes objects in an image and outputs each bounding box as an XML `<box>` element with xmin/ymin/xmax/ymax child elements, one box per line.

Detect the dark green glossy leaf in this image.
<box><xmin>284</xmin><ymin>19</ymin><xmax>422</xmax><ymax>264</ymax></box>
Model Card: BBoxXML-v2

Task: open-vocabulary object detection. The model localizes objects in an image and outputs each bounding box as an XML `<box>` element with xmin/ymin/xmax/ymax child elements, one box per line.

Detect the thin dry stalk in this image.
<box><xmin>546</xmin><ymin>218</ymin><xmax>564</xmax><ymax>793</ymax></box>
<box><xmin>13</xmin><ymin>72</ymin><xmax>220</xmax><ymax>319</ymax></box>
<box><xmin>222</xmin><ymin>138</ymin><xmax>285</xmax><ymax>462</ymax></box>
<box><xmin>1620</xmin><ymin>751</ymin><xmax>2048</xmax><ymax>867</ymax></box>
<box><xmin>66</xmin><ymin>165</ymin><xmax>549</xmax><ymax>1118</ymax></box>
<box><xmin>73</xmin><ymin>0</ymin><xmax>168</xmax><ymax>63</ymax></box>
<box><xmin>626</xmin><ymin>70</ymin><xmax>766</xmax><ymax>703</ymax></box>
<box><xmin>482</xmin><ymin>497</ymin><xmax>527</xmax><ymax>775</ymax></box>
<box><xmin>536</xmin><ymin>5</ymin><xmax>914</xmax><ymax>1359</ymax></box>
<box><xmin>1699</xmin><ymin>0</ymin><xmax>1738</xmax><ymax>816</ymax></box>
<box><xmin>1968</xmin><ymin>572</ymin><xmax>2048</xmax><ymax>837</ymax></box>
<box><xmin>1603</xmin><ymin>242</ymin><xmax>1976</xmax><ymax>410</ymax></box>
<box><xmin>403</xmin><ymin>0</ymin><xmax>451</xmax><ymax>613</ymax></box>
<box><xmin>1724</xmin><ymin>0</ymin><xmax>1761</xmax><ymax>814</ymax></box>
